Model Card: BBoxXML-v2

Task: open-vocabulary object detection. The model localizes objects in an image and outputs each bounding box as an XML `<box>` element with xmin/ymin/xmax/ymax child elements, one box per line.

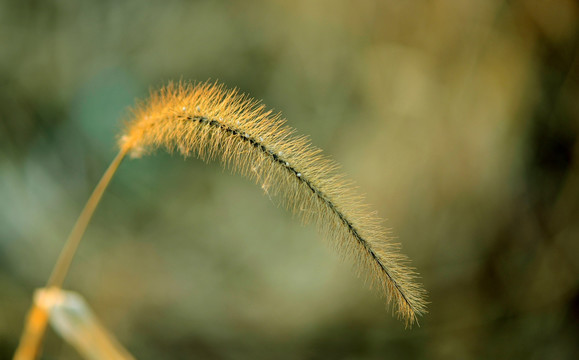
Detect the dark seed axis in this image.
<box><xmin>186</xmin><ymin>115</ymin><xmax>413</xmax><ymax>311</ymax></box>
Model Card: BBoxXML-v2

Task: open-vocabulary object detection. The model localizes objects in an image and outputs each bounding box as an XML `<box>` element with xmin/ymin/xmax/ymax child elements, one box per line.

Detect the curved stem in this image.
<box><xmin>14</xmin><ymin>149</ymin><xmax>128</xmax><ymax>360</ymax></box>
<box><xmin>47</xmin><ymin>148</ymin><xmax>128</xmax><ymax>288</ymax></box>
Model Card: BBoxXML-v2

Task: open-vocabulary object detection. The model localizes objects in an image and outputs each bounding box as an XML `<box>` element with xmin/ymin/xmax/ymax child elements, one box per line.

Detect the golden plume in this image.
<box><xmin>120</xmin><ymin>81</ymin><xmax>427</xmax><ymax>324</ymax></box>
<box><xmin>15</xmin><ymin>81</ymin><xmax>427</xmax><ymax>359</ymax></box>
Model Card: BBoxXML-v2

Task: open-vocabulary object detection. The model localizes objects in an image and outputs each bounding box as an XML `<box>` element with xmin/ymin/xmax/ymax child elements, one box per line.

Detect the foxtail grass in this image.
<box><xmin>16</xmin><ymin>80</ymin><xmax>426</xmax><ymax>359</ymax></box>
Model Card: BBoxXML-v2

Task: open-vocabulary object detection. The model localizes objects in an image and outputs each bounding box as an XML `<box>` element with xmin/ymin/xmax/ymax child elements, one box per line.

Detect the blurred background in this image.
<box><xmin>1</xmin><ymin>0</ymin><xmax>578</xmax><ymax>359</ymax></box>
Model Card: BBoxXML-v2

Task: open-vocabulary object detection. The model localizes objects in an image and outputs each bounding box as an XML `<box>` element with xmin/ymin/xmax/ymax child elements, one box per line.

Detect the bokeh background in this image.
<box><xmin>1</xmin><ymin>0</ymin><xmax>578</xmax><ymax>359</ymax></box>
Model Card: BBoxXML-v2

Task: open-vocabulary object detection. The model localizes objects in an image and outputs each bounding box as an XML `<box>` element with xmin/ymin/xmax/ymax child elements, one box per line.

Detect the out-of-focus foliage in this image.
<box><xmin>1</xmin><ymin>0</ymin><xmax>577</xmax><ymax>359</ymax></box>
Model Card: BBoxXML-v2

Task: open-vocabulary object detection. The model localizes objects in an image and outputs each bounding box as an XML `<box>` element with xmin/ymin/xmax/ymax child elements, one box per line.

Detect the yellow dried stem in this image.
<box><xmin>14</xmin><ymin>149</ymin><xmax>127</xmax><ymax>360</ymax></box>
<box><xmin>47</xmin><ymin>148</ymin><xmax>128</xmax><ymax>289</ymax></box>
<box><xmin>13</xmin><ymin>304</ymin><xmax>49</xmax><ymax>360</ymax></box>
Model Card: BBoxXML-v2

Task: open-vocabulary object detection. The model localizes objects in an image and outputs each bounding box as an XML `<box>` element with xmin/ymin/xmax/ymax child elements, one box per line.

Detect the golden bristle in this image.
<box><xmin>120</xmin><ymin>81</ymin><xmax>427</xmax><ymax>325</ymax></box>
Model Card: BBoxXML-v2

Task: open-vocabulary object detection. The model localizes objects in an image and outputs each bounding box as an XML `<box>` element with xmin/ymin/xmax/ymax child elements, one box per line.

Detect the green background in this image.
<box><xmin>1</xmin><ymin>0</ymin><xmax>578</xmax><ymax>359</ymax></box>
